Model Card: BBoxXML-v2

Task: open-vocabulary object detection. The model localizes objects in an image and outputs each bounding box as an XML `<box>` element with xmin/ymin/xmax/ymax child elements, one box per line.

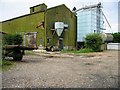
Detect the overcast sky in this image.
<box><xmin>0</xmin><ymin>0</ymin><xmax>119</xmax><ymax>33</ymax></box>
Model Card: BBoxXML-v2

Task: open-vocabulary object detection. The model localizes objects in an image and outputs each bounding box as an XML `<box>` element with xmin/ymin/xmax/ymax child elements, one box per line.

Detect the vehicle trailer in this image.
<box><xmin>2</xmin><ymin>45</ymin><xmax>38</xmax><ymax>61</ymax></box>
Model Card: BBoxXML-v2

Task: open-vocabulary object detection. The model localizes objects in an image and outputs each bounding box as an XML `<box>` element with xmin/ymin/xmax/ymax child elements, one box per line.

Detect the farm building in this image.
<box><xmin>2</xmin><ymin>3</ymin><xmax>77</xmax><ymax>50</ymax></box>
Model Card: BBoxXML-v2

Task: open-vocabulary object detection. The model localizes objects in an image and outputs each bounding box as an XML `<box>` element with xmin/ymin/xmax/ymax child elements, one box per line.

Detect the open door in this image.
<box><xmin>24</xmin><ymin>32</ymin><xmax>38</xmax><ymax>48</ymax></box>
<box><xmin>58</xmin><ymin>38</ymin><xmax>64</xmax><ymax>50</ymax></box>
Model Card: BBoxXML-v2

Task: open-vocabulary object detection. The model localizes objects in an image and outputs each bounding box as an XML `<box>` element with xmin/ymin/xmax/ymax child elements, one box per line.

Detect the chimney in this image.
<box><xmin>30</xmin><ymin>3</ymin><xmax>47</xmax><ymax>14</ymax></box>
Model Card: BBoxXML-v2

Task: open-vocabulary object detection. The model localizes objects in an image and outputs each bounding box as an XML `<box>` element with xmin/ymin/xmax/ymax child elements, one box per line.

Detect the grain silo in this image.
<box><xmin>75</xmin><ymin>3</ymin><xmax>105</xmax><ymax>49</ymax></box>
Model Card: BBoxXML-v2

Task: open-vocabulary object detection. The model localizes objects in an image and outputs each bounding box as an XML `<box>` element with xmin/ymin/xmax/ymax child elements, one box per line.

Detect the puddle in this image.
<box><xmin>95</xmin><ymin>61</ymin><xmax>102</xmax><ymax>63</ymax></box>
<box><xmin>46</xmin><ymin>56</ymin><xmax>54</xmax><ymax>58</ymax></box>
<box><xmin>84</xmin><ymin>62</ymin><xmax>94</xmax><ymax>65</ymax></box>
<box><xmin>81</xmin><ymin>55</ymin><xmax>95</xmax><ymax>58</ymax></box>
<box><xmin>107</xmin><ymin>56</ymin><xmax>112</xmax><ymax>57</ymax></box>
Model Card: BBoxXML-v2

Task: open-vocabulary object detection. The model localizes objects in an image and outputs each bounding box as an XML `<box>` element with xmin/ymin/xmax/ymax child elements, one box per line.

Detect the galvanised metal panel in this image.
<box><xmin>77</xmin><ymin>7</ymin><xmax>104</xmax><ymax>42</ymax></box>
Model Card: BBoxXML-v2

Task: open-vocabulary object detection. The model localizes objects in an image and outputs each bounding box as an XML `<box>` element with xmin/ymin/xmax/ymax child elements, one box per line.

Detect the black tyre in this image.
<box><xmin>50</xmin><ymin>46</ymin><xmax>54</xmax><ymax>52</ymax></box>
<box><xmin>51</xmin><ymin>47</ymin><xmax>54</xmax><ymax>52</ymax></box>
<box><xmin>13</xmin><ymin>50</ymin><xmax>23</xmax><ymax>61</ymax></box>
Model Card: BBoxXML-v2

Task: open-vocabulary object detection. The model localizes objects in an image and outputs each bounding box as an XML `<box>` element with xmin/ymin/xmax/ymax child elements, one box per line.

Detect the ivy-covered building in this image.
<box><xmin>2</xmin><ymin>3</ymin><xmax>77</xmax><ymax>50</ymax></box>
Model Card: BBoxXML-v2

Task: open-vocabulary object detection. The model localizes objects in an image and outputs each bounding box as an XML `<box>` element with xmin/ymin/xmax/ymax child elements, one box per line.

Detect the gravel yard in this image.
<box><xmin>2</xmin><ymin>51</ymin><xmax>119</xmax><ymax>88</ymax></box>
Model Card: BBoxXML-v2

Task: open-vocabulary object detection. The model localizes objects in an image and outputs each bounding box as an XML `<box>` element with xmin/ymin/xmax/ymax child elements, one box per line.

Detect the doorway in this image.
<box><xmin>24</xmin><ymin>32</ymin><xmax>38</xmax><ymax>48</ymax></box>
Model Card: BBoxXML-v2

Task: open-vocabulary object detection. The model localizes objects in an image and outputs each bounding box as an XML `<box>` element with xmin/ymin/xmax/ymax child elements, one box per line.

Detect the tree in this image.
<box><xmin>112</xmin><ymin>32</ymin><xmax>120</xmax><ymax>43</ymax></box>
<box><xmin>85</xmin><ymin>33</ymin><xmax>102</xmax><ymax>52</ymax></box>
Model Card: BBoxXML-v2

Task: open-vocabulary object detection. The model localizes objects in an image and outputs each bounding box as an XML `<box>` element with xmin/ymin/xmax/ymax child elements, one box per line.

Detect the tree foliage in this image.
<box><xmin>112</xmin><ymin>32</ymin><xmax>120</xmax><ymax>43</ymax></box>
<box><xmin>3</xmin><ymin>34</ymin><xmax>23</xmax><ymax>45</ymax></box>
<box><xmin>85</xmin><ymin>33</ymin><xmax>102</xmax><ymax>52</ymax></box>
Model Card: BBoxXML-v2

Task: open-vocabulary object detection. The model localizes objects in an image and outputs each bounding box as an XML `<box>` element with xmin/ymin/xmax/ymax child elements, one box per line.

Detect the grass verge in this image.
<box><xmin>0</xmin><ymin>60</ymin><xmax>16</xmax><ymax>71</ymax></box>
<box><xmin>61</xmin><ymin>48</ymin><xmax>94</xmax><ymax>54</ymax></box>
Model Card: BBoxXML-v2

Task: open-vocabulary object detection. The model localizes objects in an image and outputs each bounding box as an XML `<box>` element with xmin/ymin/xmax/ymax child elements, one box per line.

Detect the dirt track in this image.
<box><xmin>2</xmin><ymin>51</ymin><xmax>119</xmax><ymax>88</ymax></box>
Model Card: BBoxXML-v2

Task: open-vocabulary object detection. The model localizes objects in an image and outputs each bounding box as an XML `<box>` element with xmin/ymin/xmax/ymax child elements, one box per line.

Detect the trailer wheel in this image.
<box><xmin>50</xmin><ymin>46</ymin><xmax>54</xmax><ymax>52</ymax></box>
<box><xmin>13</xmin><ymin>50</ymin><xmax>23</xmax><ymax>61</ymax></box>
<box><xmin>51</xmin><ymin>47</ymin><xmax>54</xmax><ymax>52</ymax></box>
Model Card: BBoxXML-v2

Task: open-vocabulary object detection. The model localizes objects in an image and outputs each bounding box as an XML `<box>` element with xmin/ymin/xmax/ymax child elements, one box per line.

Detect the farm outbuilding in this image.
<box><xmin>2</xmin><ymin>3</ymin><xmax>77</xmax><ymax>50</ymax></box>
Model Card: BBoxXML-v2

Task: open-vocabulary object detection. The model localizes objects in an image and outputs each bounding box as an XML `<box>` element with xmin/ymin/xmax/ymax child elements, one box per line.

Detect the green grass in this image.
<box><xmin>0</xmin><ymin>60</ymin><xmax>16</xmax><ymax>71</ymax></box>
<box><xmin>76</xmin><ymin>48</ymin><xmax>94</xmax><ymax>53</ymax></box>
<box><xmin>61</xmin><ymin>48</ymin><xmax>94</xmax><ymax>54</ymax></box>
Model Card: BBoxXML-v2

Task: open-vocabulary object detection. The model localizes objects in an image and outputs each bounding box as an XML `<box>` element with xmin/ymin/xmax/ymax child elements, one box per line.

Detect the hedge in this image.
<box><xmin>112</xmin><ymin>32</ymin><xmax>120</xmax><ymax>43</ymax></box>
<box><xmin>85</xmin><ymin>33</ymin><xmax>102</xmax><ymax>52</ymax></box>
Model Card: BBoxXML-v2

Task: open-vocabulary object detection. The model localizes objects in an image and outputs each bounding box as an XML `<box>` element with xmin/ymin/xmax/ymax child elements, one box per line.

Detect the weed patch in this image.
<box><xmin>0</xmin><ymin>60</ymin><xmax>16</xmax><ymax>71</ymax></box>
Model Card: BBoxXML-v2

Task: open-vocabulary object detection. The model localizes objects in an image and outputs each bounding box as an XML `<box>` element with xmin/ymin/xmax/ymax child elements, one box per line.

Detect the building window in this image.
<box><xmin>36</xmin><ymin>21</ymin><xmax>44</xmax><ymax>28</ymax></box>
<box><xmin>94</xmin><ymin>30</ymin><xmax>96</xmax><ymax>33</ymax></box>
<box><xmin>32</xmin><ymin>7</ymin><xmax>34</xmax><ymax>12</ymax></box>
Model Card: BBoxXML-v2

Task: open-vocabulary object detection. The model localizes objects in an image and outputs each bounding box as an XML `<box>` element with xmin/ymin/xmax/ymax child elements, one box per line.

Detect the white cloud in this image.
<box><xmin>105</xmin><ymin>23</ymin><xmax>118</xmax><ymax>33</ymax></box>
<box><xmin>0</xmin><ymin>0</ymin><xmax>118</xmax><ymax>33</ymax></box>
